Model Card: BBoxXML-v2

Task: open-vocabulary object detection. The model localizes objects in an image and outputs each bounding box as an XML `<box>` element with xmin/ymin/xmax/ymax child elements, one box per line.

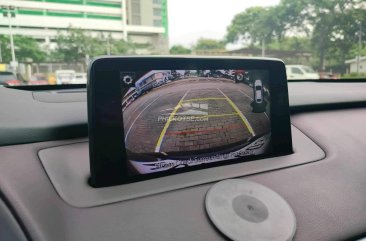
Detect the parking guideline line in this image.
<box><xmin>124</xmin><ymin>95</ymin><xmax>162</xmax><ymax>142</ymax></box>
<box><xmin>217</xmin><ymin>88</ymin><xmax>255</xmax><ymax>136</ymax></box>
<box><xmin>154</xmin><ymin>90</ymin><xmax>190</xmax><ymax>153</ymax></box>
<box><xmin>181</xmin><ymin>113</ymin><xmax>237</xmax><ymax>118</ymax></box>
<box><xmin>165</xmin><ymin>123</ymin><xmax>244</xmax><ymax>136</ymax></box>
<box><xmin>182</xmin><ymin>97</ymin><xmax>226</xmax><ymax>102</ymax></box>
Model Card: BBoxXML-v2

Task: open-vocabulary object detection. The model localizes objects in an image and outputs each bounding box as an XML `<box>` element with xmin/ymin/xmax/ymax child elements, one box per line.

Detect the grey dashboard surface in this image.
<box><xmin>288</xmin><ymin>82</ymin><xmax>366</xmax><ymax>106</ymax></box>
<box><xmin>38</xmin><ymin>126</ymin><xmax>324</xmax><ymax>208</ymax></box>
<box><xmin>0</xmin><ymin>199</ymin><xmax>28</xmax><ymax>241</ymax></box>
<box><xmin>0</xmin><ymin>87</ymin><xmax>87</xmax><ymax>146</ymax></box>
<box><xmin>1</xmin><ymin>82</ymin><xmax>366</xmax><ymax>145</ymax></box>
<box><xmin>1</xmin><ymin>108</ymin><xmax>366</xmax><ymax>241</ymax></box>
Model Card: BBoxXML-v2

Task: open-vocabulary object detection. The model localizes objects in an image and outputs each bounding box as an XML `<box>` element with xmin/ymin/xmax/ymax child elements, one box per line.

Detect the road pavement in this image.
<box><xmin>123</xmin><ymin>77</ymin><xmax>270</xmax><ymax>155</ymax></box>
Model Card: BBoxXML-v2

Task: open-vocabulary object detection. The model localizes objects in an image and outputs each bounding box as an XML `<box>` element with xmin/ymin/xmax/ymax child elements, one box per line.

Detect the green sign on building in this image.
<box><xmin>161</xmin><ymin>0</ymin><xmax>168</xmax><ymax>37</ymax></box>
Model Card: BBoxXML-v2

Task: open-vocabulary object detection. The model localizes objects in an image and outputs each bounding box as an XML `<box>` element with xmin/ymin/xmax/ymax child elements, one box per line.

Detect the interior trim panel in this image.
<box><xmin>38</xmin><ymin>125</ymin><xmax>324</xmax><ymax>208</ymax></box>
<box><xmin>0</xmin><ymin>199</ymin><xmax>28</xmax><ymax>241</ymax></box>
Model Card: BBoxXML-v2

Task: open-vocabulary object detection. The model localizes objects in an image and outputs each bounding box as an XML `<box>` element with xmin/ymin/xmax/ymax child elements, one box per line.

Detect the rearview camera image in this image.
<box><xmin>121</xmin><ymin>69</ymin><xmax>271</xmax><ymax>176</ymax></box>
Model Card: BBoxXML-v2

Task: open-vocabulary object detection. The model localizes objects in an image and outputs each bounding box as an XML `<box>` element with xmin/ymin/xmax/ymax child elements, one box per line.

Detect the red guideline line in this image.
<box><xmin>165</xmin><ymin>123</ymin><xmax>243</xmax><ymax>136</ymax></box>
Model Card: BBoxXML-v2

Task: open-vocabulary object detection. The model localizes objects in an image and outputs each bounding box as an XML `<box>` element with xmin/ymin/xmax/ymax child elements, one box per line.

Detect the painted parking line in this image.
<box><xmin>237</xmin><ymin>89</ymin><xmax>270</xmax><ymax>121</ymax></box>
<box><xmin>154</xmin><ymin>90</ymin><xmax>190</xmax><ymax>153</ymax></box>
<box><xmin>131</xmin><ymin>95</ymin><xmax>154</xmax><ymax>115</ymax></box>
<box><xmin>217</xmin><ymin>88</ymin><xmax>255</xmax><ymax>136</ymax></box>
<box><xmin>237</xmin><ymin>89</ymin><xmax>253</xmax><ymax>100</ymax></box>
<box><xmin>124</xmin><ymin>95</ymin><xmax>158</xmax><ymax>126</ymax></box>
<box><xmin>124</xmin><ymin>95</ymin><xmax>162</xmax><ymax>142</ymax></box>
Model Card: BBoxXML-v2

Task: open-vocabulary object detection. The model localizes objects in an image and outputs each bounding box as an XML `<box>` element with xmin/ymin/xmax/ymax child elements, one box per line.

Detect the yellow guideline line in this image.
<box><xmin>182</xmin><ymin>97</ymin><xmax>226</xmax><ymax>102</ymax></box>
<box><xmin>217</xmin><ymin>88</ymin><xmax>255</xmax><ymax>136</ymax></box>
<box><xmin>155</xmin><ymin>90</ymin><xmax>190</xmax><ymax>152</ymax></box>
<box><xmin>179</xmin><ymin>113</ymin><xmax>238</xmax><ymax>118</ymax></box>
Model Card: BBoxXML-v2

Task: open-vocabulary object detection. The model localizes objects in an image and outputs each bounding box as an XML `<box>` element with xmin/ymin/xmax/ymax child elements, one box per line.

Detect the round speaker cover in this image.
<box><xmin>205</xmin><ymin>179</ymin><xmax>296</xmax><ymax>241</ymax></box>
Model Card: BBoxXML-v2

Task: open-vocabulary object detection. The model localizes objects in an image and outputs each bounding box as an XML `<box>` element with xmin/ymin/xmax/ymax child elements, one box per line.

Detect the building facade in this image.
<box><xmin>0</xmin><ymin>0</ymin><xmax>169</xmax><ymax>54</ymax></box>
<box><xmin>345</xmin><ymin>57</ymin><xmax>366</xmax><ymax>74</ymax></box>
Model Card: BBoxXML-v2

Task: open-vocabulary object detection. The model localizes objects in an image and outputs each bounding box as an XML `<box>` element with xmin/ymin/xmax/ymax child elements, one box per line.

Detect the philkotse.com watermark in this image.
<box><xmin>158</xmin><ymin>115</ymin><xmax>208</xmax><ymax>122</ymax></box>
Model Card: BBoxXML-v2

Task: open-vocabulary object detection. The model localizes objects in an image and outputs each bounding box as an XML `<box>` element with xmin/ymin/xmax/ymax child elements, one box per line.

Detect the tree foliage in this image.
<box><xmin>194</xmin><ymin>38</ymin><xmax>225</xmax><ymax>51</ymax></box>
<box><xmin>170</xmin><ymin>45</ymin><xmax>191</xmax><ymax>54</ymax></box>
<box><xmin>226</xmin><ymin>0</ymin><xmax>366</xmax><ymax>70</ymax></box>
<box><xmin>282</xmin><ymin>0</ymin><xmax>366</xmax><ymax>69</ymax></box>
<box><xmin>226</xmin><ymin>7</ymin><xmax>284</xmax><ymax>45</ymax></box>
<box><xmin>267</xmin><ymin>37</ymin><xmax>311</xmax><ymax>52</ymax></box>
<box><xmin>53</xmin><ymin>27</ymin><xmax>135</xmax><ymax>63</ymax></box>
<box><xmin>0</xmin><ymin>35</ymin><xmax>46</xmax><ymax>63</ymax></box>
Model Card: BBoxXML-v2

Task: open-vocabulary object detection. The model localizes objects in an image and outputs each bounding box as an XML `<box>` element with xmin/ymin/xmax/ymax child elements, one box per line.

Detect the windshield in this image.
<box><xmin>0</xmin><ymin>0</ymin><xmax>365</xmax><ymax>85</ymax></box>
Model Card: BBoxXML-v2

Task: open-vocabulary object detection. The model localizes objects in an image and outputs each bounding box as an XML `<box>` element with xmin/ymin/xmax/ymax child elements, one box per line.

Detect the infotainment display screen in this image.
<box><xmin>121</xmin><ymin>69</ymin><xmax>271</xmax><ymax>176</ymax></box>
<box><xmin>88</xmin><ymin>57</ymin><xmax>292</xmax><ymax>187</ymax></box>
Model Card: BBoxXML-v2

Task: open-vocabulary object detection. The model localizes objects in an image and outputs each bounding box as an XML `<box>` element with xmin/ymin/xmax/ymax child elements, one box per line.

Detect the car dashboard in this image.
<box><xmin>1</xmin><ymin>82</ymin><xmax>366</xmax><ymax>241</ymax></box>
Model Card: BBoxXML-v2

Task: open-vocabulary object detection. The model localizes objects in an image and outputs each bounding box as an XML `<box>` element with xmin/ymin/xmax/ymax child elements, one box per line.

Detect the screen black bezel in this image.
<box><xmin>88</xmin><ymin>56</ymin><xmax>292</xmax><ymax>187</ymax></box>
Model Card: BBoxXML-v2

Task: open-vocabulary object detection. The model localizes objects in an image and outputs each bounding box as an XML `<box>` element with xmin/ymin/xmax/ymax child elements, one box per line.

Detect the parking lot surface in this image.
<box><xmin>123</xmin><ymin>78</ymin><xmax>270</xmax><ymax>154</ymax></box>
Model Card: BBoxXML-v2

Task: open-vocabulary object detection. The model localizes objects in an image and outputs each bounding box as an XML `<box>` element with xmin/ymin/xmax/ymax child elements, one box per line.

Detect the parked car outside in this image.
<box><xmin>0</xmin><ymin>71</ymin><xmax>21</xmax><ymax>86</ymax></box>
<box><xmin>55</xmin><ymin>70</ymin><xmax>76</xmax><ymax>84</ymax></box>
<box><xmin>29</xmin><ymin>73</ymin><xmax>49</xmax><ymax>85</ymax></box>
<box><xmin>254</xmin><ymin>79</ymin><xmax>263</xmax><ymax>104</ymax></box>
<box><xmin>135</xmin><ymin>71</ymin><xmax>170</xmax><ymax>95</ymax></box>
<box><xmin>318</xmin><ymin>72</ymin><xmax>340</xmax><ymax>80</ymax></box>
<box><xmin>233</xmin><ymin>70</ymin><xmax>250</xmax><ymax>83</ymax></box>
<box><xmin>286</xmin><ymin>65</ymin><xmax>320</xmax><ymax>80</ymax></box>
<box><xmin>73</xmin><ymin>73</ymin><xmax>87</xmax><ymax>84</ymax></box>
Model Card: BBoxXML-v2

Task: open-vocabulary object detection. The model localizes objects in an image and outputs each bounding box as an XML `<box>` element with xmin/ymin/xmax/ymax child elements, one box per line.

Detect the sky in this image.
<box><xmin>167</xmin><ymin>0</ymin><xmax>280</xmax><ymax>49</ymax></box>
